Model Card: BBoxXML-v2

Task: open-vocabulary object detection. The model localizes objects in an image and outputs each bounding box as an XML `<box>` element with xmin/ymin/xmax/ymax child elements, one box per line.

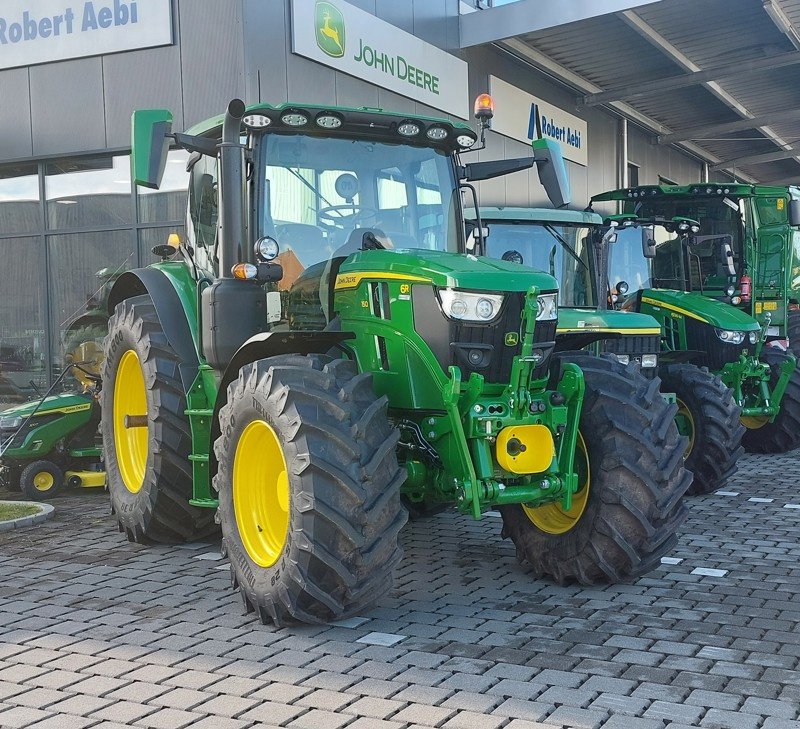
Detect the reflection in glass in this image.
<box><xmin>139</xmin><ymin>226</ymin><xmax>186</xmax><ymax>267</ymax></box>
<box><xmin>46</xmin><ymin>155</ymin><xmax>132</xmax><ymax>229</ymax></box>
<box><xmin>0</xmin><ymin>237</ymin><xmax>47</xmax><ymax>404</ymax></box>
<box><xmin>138</xmin><ymin>149</ymin><xmax>190</xmax><ymax>224</ymax></box>
<box><xmin>0</xmin><ymin>164</ymin><xmax>40</xmax><ymax>235</ymax></box>
<box><xmin>47</xmin><ymin>230</ymin><xmax>136</xmax><ymax>378</ymax></box>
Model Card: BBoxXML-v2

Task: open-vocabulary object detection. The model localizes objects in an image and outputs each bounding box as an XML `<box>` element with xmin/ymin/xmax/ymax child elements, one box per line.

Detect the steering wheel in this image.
<box><xmin>318</xmin><ymin>205</ymin><xmax>379</xmax><ymax>227</ymax></box>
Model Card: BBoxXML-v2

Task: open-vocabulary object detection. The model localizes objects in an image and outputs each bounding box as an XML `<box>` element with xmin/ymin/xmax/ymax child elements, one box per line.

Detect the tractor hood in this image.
<box><xmin>640</xmin><ymin>289</ymin><xmax>761</xmax><ymax>331</ymax></box>
<box><xmin>557</xmin><ymin>308</ymin><xmax>661</xmax><ymax>334</ymax></box>
<box><xmin>0</xmin><ymin>393</ymin><xmax>93</xmax><ymax>420</ymax></box>
<box><xmin>338</xmin><ymin>249</ymin><xmax>558</xmax><ymax>294</ymax></box>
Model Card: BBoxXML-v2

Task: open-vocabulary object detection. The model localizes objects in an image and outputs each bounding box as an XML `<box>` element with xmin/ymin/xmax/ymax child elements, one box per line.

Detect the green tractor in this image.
<box><xmin>101</xmin><ymin>97</ymin><xmax>689</xmax><ymax>625</ymax></box>
<box><xmin>592</xmin><ymin>184</ymin><xmax>800</xmax><ymax>454</ymax></box>
<box><xmin>472</xmin><ymin>207</ymin><xmax>755</xmax><ymax>494</ymax></box>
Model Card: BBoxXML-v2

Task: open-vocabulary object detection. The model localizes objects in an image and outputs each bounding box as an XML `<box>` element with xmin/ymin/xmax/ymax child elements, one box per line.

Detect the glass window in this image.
<box><xmin>46</xmin><ymin>155</ymin><xmax>132</xmax><ymax>230</ymax></box>
<box><xmin>47</xmin><ymin>230</ymin><xmax>136</xmax><ymax>378</ymax></box>
<box><xmin>755</xmin><ymin>197</ymin><xmax>788</xmax><ymax>227</ymax></box>
<box><xmin>0</xmin><ymin>164</ymin><xmax>40</xmax><ymax>235</ymax></box>
<box><xmin>0</xmin><ymin>237</ymin><xmax>48</xmax><ymax>404</ymax></box>
<box><xmin>609</xmin><ymin>224</ymin><xmax>684</xmax><ymax>294</ymax></box>
<box><xmin>139</xmin><ymin>226</ymin><xmax>185</xmax><ymax>267</ymax></box>
<box><xmin>187</xmin><ymin>155</ymin><xmax>219</xmax><ymax>275</ymax></box>
<box><xmin>138</xmin><ymin>149</ymin><xmax>190</xmax><ymax>224</ymax></box>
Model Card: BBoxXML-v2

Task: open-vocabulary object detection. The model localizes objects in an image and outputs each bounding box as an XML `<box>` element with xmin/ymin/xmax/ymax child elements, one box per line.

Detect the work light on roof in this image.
<box><xmin>243</xmin><ymin>114</ymin><xmax>270</xmax><ymax>128</ymax></box>
<box><xmin>456</xmin><ymin>134</ymin><xmax>476</xmax><ymax>149</ymax></box>
<box><xmin>315</xmin><ymin>112</ymin><xmax>343</xmax><ymax>129</ymax></box>
<box><xmin>397</xmin><ymin>121</ymin><xmax>421</xmax><ymax>137</ymax></box>
<box><xmin>426</xmin><ymin>125</ymin><xmax>448</xmax><ymax>141</ymax></box>
<box><xmin>281</xmin><ymin>110</ymin><xmax>309</xmax><ymax>126</ymax></box>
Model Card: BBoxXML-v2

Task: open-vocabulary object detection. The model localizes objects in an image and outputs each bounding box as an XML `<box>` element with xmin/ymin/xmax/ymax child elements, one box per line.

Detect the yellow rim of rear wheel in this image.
<box><xmin>676</xmin><ymin>398</ymin><xmax>696</xmax><ymax>458</ymax></box>
<box><xmin>33</xmin><ymin>471</ymin><xmax>55</xmax><ymax>492</ymax></box>
<box><xmin>523</xmin><ymin>431</ymin><xmax>590</xmax><ymax>535</ymax></box>
<box><xmin>233</xmin><ymin>419</ymin><xmax>290</xmax><ymax>568</ymax></box>
<box><xmin>741</xmin><ymin>415</ymin><xmax>770</xmax><ymax>429</ymax></box>
<box><xmin>113</xmin><ymin>350</ymin><xmax>149</xmax><ymax>494</ymax></box>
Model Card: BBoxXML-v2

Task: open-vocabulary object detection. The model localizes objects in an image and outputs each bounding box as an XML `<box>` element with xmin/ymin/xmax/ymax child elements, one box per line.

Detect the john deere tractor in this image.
<box><xmin>101</xmin><ymin>97</ymin><xmax>689</xmax><ymax>625</ymax></box>
<box><xmin>593</xmin><ymin>185</ymin><xmax>800</xmax><ymax>454</ymax></box>
<box><xmin>592</xmin><ymin>210</ymin><xmax>797</xmax><ymax>490</ymax></box>
<box><xmin>468</xmin><ymin>208</ymin><xmax>766</xmax><ymax>494</ymax></box>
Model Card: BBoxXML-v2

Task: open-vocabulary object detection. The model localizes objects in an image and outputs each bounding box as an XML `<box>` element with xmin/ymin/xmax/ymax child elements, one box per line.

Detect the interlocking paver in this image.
<box><xmin>287</xmin><ymin>708</ymin><xmax>354</xmax><ymax>729</ymax></box>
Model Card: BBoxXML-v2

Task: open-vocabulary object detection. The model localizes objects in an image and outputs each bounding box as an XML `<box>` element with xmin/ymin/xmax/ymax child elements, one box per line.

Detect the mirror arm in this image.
<box><xmin>170</xmin><ymin>132</ymin><xmax>220</xmax><ymax>157</ymax></box>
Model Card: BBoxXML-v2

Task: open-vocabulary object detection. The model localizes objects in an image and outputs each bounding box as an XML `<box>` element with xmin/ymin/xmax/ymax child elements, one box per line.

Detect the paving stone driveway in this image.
<box><xmin>1</xmin><ymin>451</ymin><xmax>799</xmax><ymax>729</ymax></box>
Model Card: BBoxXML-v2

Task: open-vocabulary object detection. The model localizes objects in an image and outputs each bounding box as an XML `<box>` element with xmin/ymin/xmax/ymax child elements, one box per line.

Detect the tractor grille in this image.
<box><xmin>413</xmin><ymin>288</ymin><xmax>556</xmax><ymax>384</ymax></box>
<box><xmin>685</xmin><ymin>318</ymin><xmax>747</xmax><ymax>370</ymax></box>
<box><xmin>600</xmin><ymin>334</ymin><xmax>661</xmax><ymax>356</ymax></box>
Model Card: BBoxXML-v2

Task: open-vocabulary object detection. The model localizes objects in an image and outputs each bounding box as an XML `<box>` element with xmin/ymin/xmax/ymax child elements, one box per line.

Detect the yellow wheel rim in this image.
<box><xmin>33</xmin><ymin>471</ymin><xmax>55</xmax><ymax>492</ymax></box>
<box><xmin>676</xmin><ymin>398</ymin><xmax>696</xmax><ymax>458</ymax></box>
<box><xmin>233</xmin><ymin>420</ymin><xmax>290</xmax><ymax>568</ymax></box>
<box><xmin>113</xmin><ymin>350</ymin><xmax>148</xmax><ymax>494</ymax></box>
<box><xmin>523</xmin><ymin>431</ymin><xmax>590</xmax><ymax>535</ymax></box>
<box><xmin>741</xmin><ymin>415</ymin><xmax>770</xmax><ymax>429</ymax></box>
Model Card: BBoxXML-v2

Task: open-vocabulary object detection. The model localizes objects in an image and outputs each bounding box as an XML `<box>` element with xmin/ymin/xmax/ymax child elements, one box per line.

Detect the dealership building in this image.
<box><xmin>0</xmin><ymin>0</ymin><xmax>798</xmax><ymax>400</ymax></box>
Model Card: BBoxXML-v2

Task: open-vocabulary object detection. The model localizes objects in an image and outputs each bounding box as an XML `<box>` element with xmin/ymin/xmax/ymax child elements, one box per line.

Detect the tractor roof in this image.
<box><xmin>592</xmin><ymin>183</ymin><xmax>800</xmax><ymax>203</ymax></box>
<box><xmin>468</xmin><ymin>206</ymin><xmax>603</xmax><ymax>225</ymax></box>
<box><xmin>187</xmin><ymin>101</ymin><xmax>476</xmax><ymax>154</ymax></box>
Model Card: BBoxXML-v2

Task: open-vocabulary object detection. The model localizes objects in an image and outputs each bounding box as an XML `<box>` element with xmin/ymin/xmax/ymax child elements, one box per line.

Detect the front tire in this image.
<box><xmin>787</xmin><ymin>309</ymin><xmax>800</xmax><ymax>360</ymax></box>
<box><xmin>659</xmin><ymin>364</ymin><xmax>744</xmax><ymax>495</ymax></box>
<box><xmin>500</xmin><ymin>354</ymin><xmax>690</xmax><ymax>584</ymax></box>
<box><xmin>214</xmin><ymin>354</ymin><xmax>407</xmax><ymax>626</ymax></box>
<box><xmin>20</xmin><ymin>460</ymin><xmax>63</xmax><ymax>501</ymax></box>
<box><xmin>101</xmin><ymin>295</ymin><xmax>217</xmax><ymax>543</ymax></box>
<box><xmin>742</xmin><ymin>348</ymin><xmax>800</xmax><ymax>453</ymax></box>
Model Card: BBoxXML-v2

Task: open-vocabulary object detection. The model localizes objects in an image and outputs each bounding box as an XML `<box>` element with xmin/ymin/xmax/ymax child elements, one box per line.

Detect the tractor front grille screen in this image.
<box><xmin>413</xmin><ymin>288</ymin><xmax>556</xmax><ymax>384</ymax></box>
<box><xmin>684</xmin><ymin>318</ymin><xmax>747</xmax><ymax>370</ymax></box>
<box><xmin>601</xmin><ymin>334</ymin><xmax>661</xmax><ymax>356</ymax></box>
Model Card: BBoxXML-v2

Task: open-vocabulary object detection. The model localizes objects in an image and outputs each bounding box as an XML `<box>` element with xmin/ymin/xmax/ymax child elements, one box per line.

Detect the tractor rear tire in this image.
<box><xmin>787</xmin><ymin>310</ymin><xmax>800</xmax><ymax>359</ymax></box>
<box><xmin>499</xmin><ymin>353</ymin><xmax>690</xmax><ymax>585</ymax></box>
<box><xmin>742</xmin><ymin>348</ymin><xmax>800</xmax><ymax>454</ymax></box>
<box><xmin>20</xmin><ymin>460</ymin><xmax>63</xmax><ymax>501</ymax></box>
<box><xmin>102</xmin><ymin>295</ymin><xmax>217</xmax><ymax>544</ymax></box>
<box><xmin>214</xmin><ymin>354</ymin><xmax>407</xmax><ymax>626</ymax></box>
<box><xmin>658</xmin><ymin>364</ymin><xmax>744</xmax><ymax>495</ymax></box>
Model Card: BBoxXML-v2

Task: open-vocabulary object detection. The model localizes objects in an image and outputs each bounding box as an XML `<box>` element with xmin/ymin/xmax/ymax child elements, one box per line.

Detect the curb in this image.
<box><xmin>0</xmin><ymin>501</ymin><xmax>55</xmax><ymax>533</ymax></box>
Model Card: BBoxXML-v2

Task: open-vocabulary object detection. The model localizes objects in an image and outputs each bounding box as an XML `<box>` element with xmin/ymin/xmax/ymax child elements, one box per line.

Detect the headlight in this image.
<box><xmin>748</xmin><ymin>331</ymin><xmax>758</xmax><ymax>345</ymax></box>
<box><xmin>254</xmin><ymin>236</ymin><xmax>279</xmax><ymax>261</ymax></box>
<box><xmin>641</xmin><ymin>354</ymin><xmax>658</xmax><ymax>368</ymax></box>
<box><xmin>0</xmin><ymin>416</ymin><xmax>23</xmax><ymax>430</ymax></box>
<box><xmin>536</xmin><ymin>293</ymin><xmax>558</xmax><ymax>321</ymax></box>
<box><xmin>615</xmin><ymin>354</ymin><xmax>630</xmax><ymax>365</ymax></box>
<box><xmin>715</xmin><ymin>329</ymin><xmax>745</xmax><ymax>345</ymax></box>
<box><xmin>438</xmin><ymin>289</ymin><xmax>504</xmax><ymax>322</ymax></box>
<box><xmin>725</xmin><ymin>284</ymin><xmax>736</xmax><ymax>297</ymax></box>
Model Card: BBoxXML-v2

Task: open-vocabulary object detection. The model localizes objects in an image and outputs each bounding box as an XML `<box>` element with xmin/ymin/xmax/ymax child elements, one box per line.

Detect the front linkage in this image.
<box><xmin>401</xmin><ymin>287</ymin><xmax>585</xmax><ymax>520</ymax></box>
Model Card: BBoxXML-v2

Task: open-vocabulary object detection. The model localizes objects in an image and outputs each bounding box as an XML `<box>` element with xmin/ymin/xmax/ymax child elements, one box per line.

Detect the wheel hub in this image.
<box><xmin>113</xmin><ymin>350</ymin><xmax>149</xmax><ymax>494</ymax></box>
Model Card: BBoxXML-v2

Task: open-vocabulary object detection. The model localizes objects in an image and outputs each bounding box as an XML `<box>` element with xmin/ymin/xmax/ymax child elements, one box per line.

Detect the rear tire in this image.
<box><xmin>20</xmin><ymin>460</ymin><xmax>63</xmax><ymax>501</ymax></box>
<box><xmin>214</xmin><ymin>354</ymin><xmax>407</xmax><ymax>626</ymax></box>
<box><xmin>500</xmin><ymin>353</ymin><xmax>690</xmax><ymax>584</ymax></box>
<box><xmin>101</xmin><ymin>295</ymin><xmax>217</xmax><ymax>543</ymax></box>
<box><xmin>658</xmin><ymin>364</ymin><xmax>744</xmax><ymax>495</ymax></box>
<box><xmin>742</xmin><ymin>348</ymin><xmax>800</xmax><ymax>454</ymax></box>
<box><xmin>787</xmin><ymin>309</ymin><xmax>800</xmax><ymax>359</ymax></box>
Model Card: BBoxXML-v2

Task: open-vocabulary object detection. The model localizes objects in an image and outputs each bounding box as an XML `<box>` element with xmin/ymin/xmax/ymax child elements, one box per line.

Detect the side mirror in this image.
<box><xmin>642</xmin><ymin>226</ymin><xmax>657</xmax><ymax>258</ymax></box>
<box><xmin>790</xmin><ymin>199</ymin><xmax>800</xmax><ymax>227</ymax></box>
<box><xmin>531</xmin><ymin>138</ymin><xmax>571</xmax><ymax>209</ymax></box>
<box><xmin>132</xmin><ymin>109</ymin><xmax>173</xmax><ymax>189</ymax></box>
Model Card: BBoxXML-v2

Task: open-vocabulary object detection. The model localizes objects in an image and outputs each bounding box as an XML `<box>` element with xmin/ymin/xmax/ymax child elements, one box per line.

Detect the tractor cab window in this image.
<box><xmin>186</xmin><ymin>154</ymin><xmax>219</xmax><ymax>276</ymax></box>
<box><xmin>608</xmin><ymin>224</ymin><xmax>685</xmax><ymax>295</ymax></box>
<box><xmin>257</xmin><ymin>133</ymin><xmax>458</xmax><ymax>328</ymax></box>
<box><xmin>484</xmin><ymin>222</ymin><xmax>596</xmax><ymax>307</ymax></box>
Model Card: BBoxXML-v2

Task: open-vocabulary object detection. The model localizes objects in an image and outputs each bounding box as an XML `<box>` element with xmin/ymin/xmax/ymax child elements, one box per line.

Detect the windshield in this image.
<box><xmin>258</xmin><ymin>134</ymin><xmax>459</xmax><ymax>286</ymax></box>
<box><xmin>484</xmin><ymin>222</ymin><xmax>596</xmax><ymax>307</ymax></box>
<box><xmin>608</xmin><ymin>224</ymin><xmax>688</xmax><ymax>294</ymax></box>
<box><xmin>629</xmin><ymin>197</ymin><xmax>744</xmax><ymax>290</ymax></box>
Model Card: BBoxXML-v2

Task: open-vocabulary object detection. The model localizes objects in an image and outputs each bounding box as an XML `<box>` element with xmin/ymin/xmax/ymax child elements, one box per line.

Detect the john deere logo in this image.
<box><xmin>504</xmin><ymin>332</ymin><xmax>519</xmax><ymax>346</ymax></box>
<box><xmin>315</xmin><ymin>1</ymin><xmax>345</xmax><ymax>58</ymax></box>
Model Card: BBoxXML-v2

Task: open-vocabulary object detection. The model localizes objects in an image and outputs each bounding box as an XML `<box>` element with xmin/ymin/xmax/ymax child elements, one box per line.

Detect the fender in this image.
<box><xmin>107</xmin><ymin>268</ymin><xmax>201</xmax><ymax>392</ymax></box>
<box><xmin>208</xmin><ymin>330</ymin><xmax>355</xmax><ymax>477</ymax></box>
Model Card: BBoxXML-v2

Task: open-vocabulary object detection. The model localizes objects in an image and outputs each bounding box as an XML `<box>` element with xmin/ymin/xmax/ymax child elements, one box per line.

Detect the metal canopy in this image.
<box><xmin>465</xmin><ymin>0</ymin><xmax>800</xmax><ymax>183</ymax></box>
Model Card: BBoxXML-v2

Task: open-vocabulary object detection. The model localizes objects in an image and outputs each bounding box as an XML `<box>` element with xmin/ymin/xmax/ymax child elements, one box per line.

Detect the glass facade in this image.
<box><xmin>0</xmin><ymin>150</ymin><xmax>189</xmax><ymax>405</ymax></box>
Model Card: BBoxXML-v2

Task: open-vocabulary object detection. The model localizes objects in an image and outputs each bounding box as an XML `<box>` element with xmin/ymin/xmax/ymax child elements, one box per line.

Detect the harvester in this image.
<box><xmin>101</xmin><ymin>96</ymin><xmax>689</xmax><ymax>625</ymax></box>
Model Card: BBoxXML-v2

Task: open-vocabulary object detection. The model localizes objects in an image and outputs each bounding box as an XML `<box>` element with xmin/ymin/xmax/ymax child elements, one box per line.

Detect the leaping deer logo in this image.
<box><xmin>315</xmin><ymin>2</ymin><xmax>345</xmax><ymax>58</ymax></box>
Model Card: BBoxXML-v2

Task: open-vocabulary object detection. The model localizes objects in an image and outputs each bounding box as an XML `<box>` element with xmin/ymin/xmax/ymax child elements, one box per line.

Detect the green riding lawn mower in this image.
<box><xmin>593</xmin><ymin>184</ymin><xmax>800</xmax><ymax>456</ymax></box>
<box><xmin>100</xmin><ymin>96</ymin><xmax>690</xmax><ymax>625</ymax></box>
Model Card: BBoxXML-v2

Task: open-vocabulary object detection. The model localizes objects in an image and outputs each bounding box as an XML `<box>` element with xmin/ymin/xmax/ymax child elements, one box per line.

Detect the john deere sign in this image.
<box><xmin>291</xmin><ymin>0</ymin><xmax>469</xmax><ymax>118</ymax></box>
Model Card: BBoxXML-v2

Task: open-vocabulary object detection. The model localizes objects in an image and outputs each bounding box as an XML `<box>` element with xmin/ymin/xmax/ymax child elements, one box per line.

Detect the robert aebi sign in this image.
<box><xmin>0</xmin><ymin>0</ymin><xmax>172</xmax><ymax>70</ymax></box>
<box><xmin>292</xmin><ymin>0</ymin><xmax>469</xmax><ymax>119</ymax></box>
